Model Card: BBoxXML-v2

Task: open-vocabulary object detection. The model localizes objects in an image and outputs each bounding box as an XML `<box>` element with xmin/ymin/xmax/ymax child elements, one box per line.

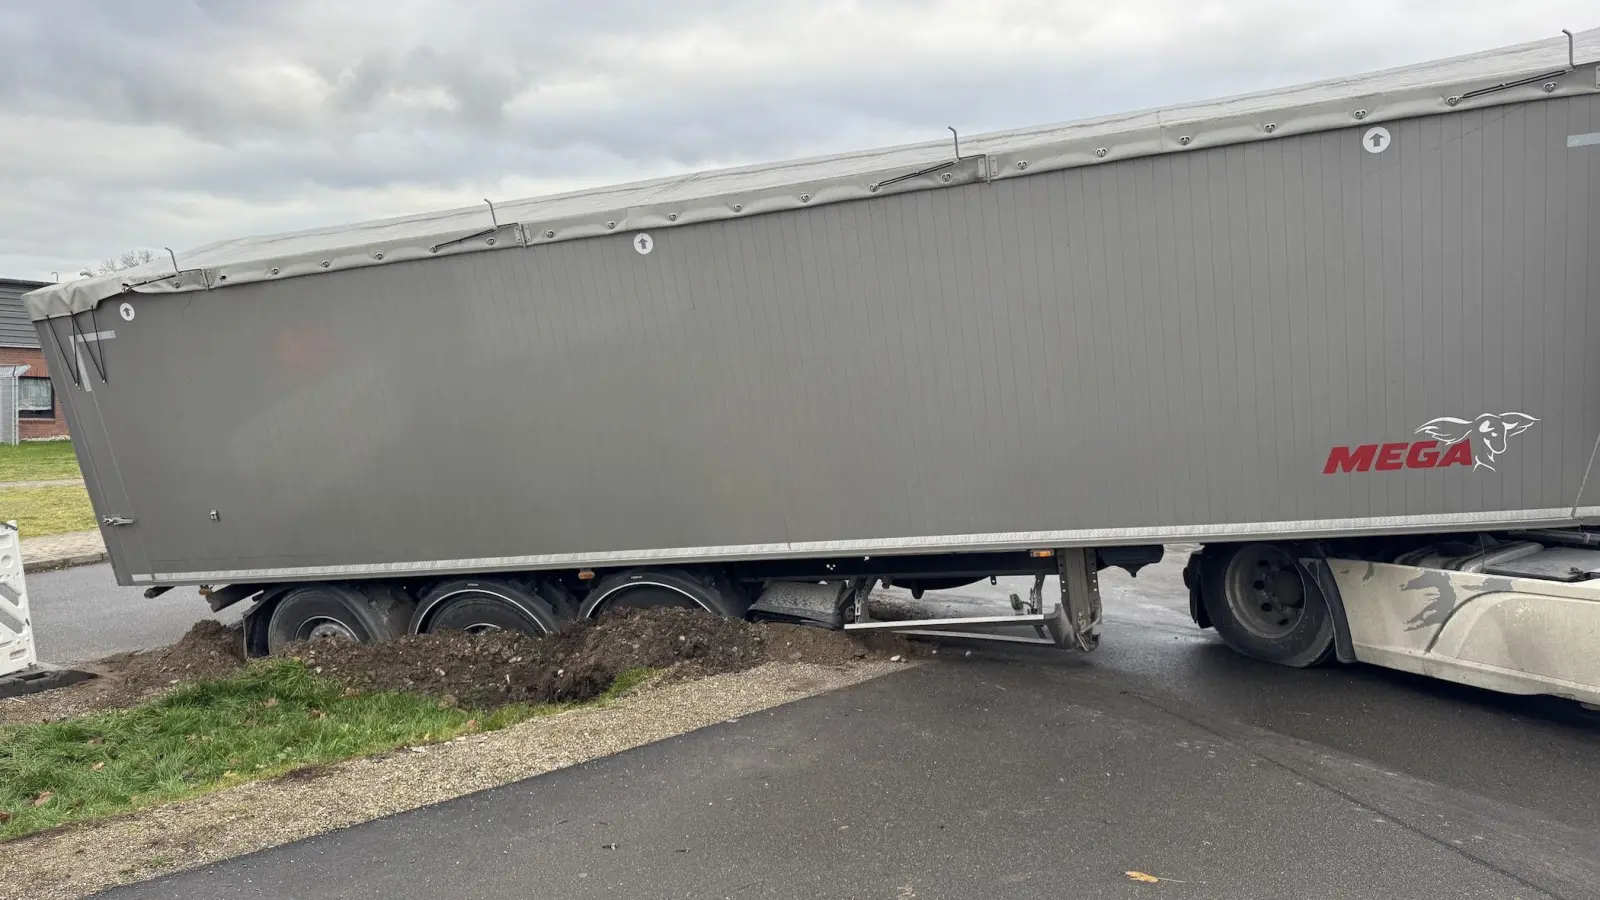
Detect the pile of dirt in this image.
<box><xmin>78</xmin><ymin>619</ymin><xmax>250</xmax><ymax>712</ymax></box>
<box><xmin>6</xmin><ymin>607</ymin><xmax>916</xmax><ymax>724</ymax></box>
<box><xmin>108</xmin><ymin>620</ymin><xmax>248</xmax><ymax>689</ymax></box>
<box><xmin>287</xmin><ymin>607</ymin><xmax>919</xmax><ymax>708</ymax></box>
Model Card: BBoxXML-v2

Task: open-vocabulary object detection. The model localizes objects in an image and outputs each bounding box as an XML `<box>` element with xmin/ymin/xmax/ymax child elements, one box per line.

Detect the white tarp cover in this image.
<box><xmin>25</xmin><ymin>27</ymin><xmax>1600</xmax><ymax>321</ymax></box>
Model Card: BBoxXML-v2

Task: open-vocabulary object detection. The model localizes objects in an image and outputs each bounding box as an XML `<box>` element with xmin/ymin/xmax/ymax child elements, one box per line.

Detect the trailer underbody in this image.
<box><xmin>164</xmin><ymin>528</ymin><xmax>1600</xmax><ymax>709</ymax></box>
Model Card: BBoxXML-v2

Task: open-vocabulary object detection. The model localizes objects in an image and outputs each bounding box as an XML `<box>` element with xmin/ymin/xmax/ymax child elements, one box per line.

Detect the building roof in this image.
<box><xmin>23</xmin><ymin>26</ymin><xmax>1600</xmax><ymax>322</ymax></box>
<box><xmin>1</xmin><ymin>278</ymin><xmax>49</xmax><ymax>348</ymax></box>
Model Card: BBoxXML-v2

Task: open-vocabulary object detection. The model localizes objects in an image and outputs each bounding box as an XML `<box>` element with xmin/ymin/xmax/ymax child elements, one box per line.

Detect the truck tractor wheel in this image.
<box><xmin>265</xmin><ymin>584</ymin><xmax>412</xmax><ymax>654</ymax></box>
<box><xmin>580</xmin><ymin>568</ymin><xmax>750</xmax><ymax>619</ymax></box>
<box><xmin>410</xmin><ymin>579</ymin><xmax>565</xmax><ymax>637</ymax></box>
<box><xmin>1200</xmin><ymin>543</ymin><xmax>1335</xmax><ymax>668</ymax></box>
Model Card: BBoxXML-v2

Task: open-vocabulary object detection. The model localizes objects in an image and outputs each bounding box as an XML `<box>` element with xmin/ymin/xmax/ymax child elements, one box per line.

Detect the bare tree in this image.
<box><xmin>85</xmin><ymin>248</ymin><xmax>157</xmax><ymax>276</ymax></box>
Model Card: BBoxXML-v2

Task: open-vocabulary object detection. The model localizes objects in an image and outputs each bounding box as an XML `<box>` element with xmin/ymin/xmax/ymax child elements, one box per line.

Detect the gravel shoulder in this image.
<box><xmin>2</xmin><ymin>658</ymin><xmax>902</xmax><ymax>900</ymax></box>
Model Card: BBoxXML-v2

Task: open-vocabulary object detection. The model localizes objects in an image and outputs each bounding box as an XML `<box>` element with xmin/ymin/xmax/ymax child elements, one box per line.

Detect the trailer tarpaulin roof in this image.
<box><xmin>25</xmin><ymin>27</ymin><xmax>1600</xmax><ymax>321</ymax></box>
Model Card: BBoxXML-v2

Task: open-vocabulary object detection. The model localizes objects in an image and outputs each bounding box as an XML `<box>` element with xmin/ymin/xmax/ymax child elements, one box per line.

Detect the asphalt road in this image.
<box><xmin>26</xmin><ymin>563</ymin><xmax>240</xmax><ymax>664</ymax></box>
<box><xmin>23</xmin><ymin>555</ymin><xmax>1600</xmax><ymax>899</ymax></box>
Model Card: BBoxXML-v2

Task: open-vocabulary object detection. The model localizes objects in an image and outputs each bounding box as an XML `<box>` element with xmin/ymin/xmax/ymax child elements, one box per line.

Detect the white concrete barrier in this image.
<box><xmin>0</xmin><ymin>521</ymin><xmax>36</xmax><ymax>678</ymax></box>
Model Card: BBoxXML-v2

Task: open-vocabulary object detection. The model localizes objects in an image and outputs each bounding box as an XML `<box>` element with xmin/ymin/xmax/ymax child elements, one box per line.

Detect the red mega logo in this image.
<box><xmin>1324</xmin><ymin>440</ymin><xmax>1472</xmax><ymax>474</ymax></box>
<box><xmin>1324</xmin><ymin>412</ymin><xmax>1539</xmax><ymax>475</ymax></box>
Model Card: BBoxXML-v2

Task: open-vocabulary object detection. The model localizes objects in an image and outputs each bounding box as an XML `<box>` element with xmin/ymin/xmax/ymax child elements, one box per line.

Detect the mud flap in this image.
<box><xmin>749</xmin><ymin>581</ymin><xmax>848</xmax><ymax>628</ymax></box>
<box><xmin>1183</xmin><ymin>549</ymin><xmax>1210</xmax><ymax>629</ymax></box>
<box><xmin>1298</xmin><ymin>555</ymin><xmax>1358</xmax><ymax>664</ymax></box>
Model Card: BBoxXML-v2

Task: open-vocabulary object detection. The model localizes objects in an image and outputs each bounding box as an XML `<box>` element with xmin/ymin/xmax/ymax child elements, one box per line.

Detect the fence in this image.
<box><xmin>0</xmin><ymin>365</ymin><xmax>26</xmax><ymax>446</ymax></box>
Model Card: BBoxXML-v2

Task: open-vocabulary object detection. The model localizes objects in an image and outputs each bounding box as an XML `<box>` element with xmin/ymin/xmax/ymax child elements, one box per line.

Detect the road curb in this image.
<box><xmin>24</xmin><ymin>551</ymin><xmax>109</xmax><ymax>574</ymax></box>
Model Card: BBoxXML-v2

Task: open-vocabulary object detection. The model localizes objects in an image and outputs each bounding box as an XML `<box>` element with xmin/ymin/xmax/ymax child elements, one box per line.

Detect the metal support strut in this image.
<box><xmin>1046</xmin><ymin>548</ymin><xmax>1102</xmax><ymax>651</ymax></box>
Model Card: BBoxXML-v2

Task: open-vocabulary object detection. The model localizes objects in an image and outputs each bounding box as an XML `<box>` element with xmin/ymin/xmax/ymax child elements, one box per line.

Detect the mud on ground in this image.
<box><xmin>3</xmin><ymin>608</ymin><xmax>924</xmax><ymax>724</ymax></box>
<box><xmin>290</xmin><ymin>607</ymin><xmax>924</xmax><ymax>708</ymax></box>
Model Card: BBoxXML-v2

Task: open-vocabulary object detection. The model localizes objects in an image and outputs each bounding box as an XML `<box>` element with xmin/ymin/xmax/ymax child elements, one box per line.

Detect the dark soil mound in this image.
<box><xmin>286</xmin><ymin>607</ymin><xmax>916</xmax><ymax>709</ymax></box>
<box><xmin>107</xmin><ymin>620</ymin><xmax>247</xmax><ymax>691</ymax></box>
<box><xmin>11</xmin><ymin>607</ymin><xmax>912</xmax><ymax>724</ymax></box>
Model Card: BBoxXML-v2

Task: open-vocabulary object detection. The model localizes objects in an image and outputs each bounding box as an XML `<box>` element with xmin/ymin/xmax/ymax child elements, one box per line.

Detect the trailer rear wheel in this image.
<box><xmin>265</xmin><ymin>584</ymin><xmax>412</xmax><ymax>654</ymax></box>
<box><xmin>1200</xmin><ymin>544</ymin><xmax>1334</xmax><ymax>668</ymax></box>
<box><xmin>581</xmin><ymin>569</ymin><xmax>749</xmax><ymax>619</ymax></box>
<box><xmin>411</xmin><ymin>579</ymin><xmax>564</xmax><ymax>637</ymax></box>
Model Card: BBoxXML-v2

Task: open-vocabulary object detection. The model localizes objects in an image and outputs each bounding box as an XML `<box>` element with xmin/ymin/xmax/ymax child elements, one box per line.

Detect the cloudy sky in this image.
<box><xmin>2</xmin><ymin>0</ymin><xmax>1594</xmax><ymax>281</ymax></box>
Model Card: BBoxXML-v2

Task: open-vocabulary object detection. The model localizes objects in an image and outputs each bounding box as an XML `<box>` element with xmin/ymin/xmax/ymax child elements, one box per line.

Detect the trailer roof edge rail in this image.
<box><xmin>1451</xmin><ymin>27</ymin><xmax>1588</xmax><ymax>106</ymax></box>
<box><xmin>427</xmin><ymin>199</ymin><xmax>524</xmax><ymax>253</ymax></box>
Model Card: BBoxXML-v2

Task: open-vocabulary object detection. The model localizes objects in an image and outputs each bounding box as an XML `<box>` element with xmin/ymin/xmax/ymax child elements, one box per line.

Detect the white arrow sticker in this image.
<box><xmin>1363</xmin><ymin>126</ymin><xmax>1391</xmax><ymax>154</ymax></box>
<box><xmin>633</xmin><ymin>233</ymin><xmax>654</xmax><ymax>255</ymax></box>
<box><xmin>119</xmin><ymin>302</ymin><xmax>135</xmax><ymax>321</ymax></box>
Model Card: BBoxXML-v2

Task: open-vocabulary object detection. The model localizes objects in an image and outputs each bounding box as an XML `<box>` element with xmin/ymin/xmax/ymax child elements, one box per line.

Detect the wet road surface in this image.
<box><xmin>32</xmin><ymin>552</ymin><xmax>1594</xmax><ymax>899</ymax></box>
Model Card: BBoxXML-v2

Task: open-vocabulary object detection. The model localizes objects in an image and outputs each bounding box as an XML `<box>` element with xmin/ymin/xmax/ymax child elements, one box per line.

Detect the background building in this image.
<box><xmin>0</xmin><ymin>278</ymin><xmax>68</xmax><ymax>441</ymax></box>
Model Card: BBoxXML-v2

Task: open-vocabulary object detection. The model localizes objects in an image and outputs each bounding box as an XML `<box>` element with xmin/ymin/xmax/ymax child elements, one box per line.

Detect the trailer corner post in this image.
<box><xmin>1047</xmin><ymin>548</ymin><xmax>1103</xmax><ymax>651</ymax></box>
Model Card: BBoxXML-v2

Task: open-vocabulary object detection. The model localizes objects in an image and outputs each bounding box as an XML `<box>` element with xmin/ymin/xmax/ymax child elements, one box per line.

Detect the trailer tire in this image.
<box><xmin>581</xmin><ymin>568</ymin><xmax>749</xmax><ymax>619</ymax></box>
<box><xmin>1200</xmin><ymin>544</ymin><xmax>1335</xmax><ymax>668</ymax></box>
<box><xmin>265</xmin><ymin>584</ymin><xmax>410</xmax><ymax>654</ymax></box>
<box><xmin>412</xmin><ymin>579</ymin><xmax>564</xmax><ymax>637</ymax></box>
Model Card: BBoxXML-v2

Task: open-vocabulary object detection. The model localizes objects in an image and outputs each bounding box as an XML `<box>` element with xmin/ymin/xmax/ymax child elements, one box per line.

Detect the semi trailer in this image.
<box><xmin>17</xmin><ymin>27</ymin><xmax>1600</xmax><ymax>705</ymax></box>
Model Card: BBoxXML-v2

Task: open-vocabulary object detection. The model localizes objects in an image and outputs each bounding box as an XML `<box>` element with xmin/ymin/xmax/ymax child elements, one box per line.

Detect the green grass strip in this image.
<box><xmin>0</xmin><ymin>659</ymin><xmax>659</xmax><ymax>841</ymax></box>
<box><xmin>0</xmin><ymin>441</ymin><xmax>81</xmax><ymax>483</ymax></box>
<box><xmin>0</xmin><ymin>485</ymin><xmax>98</xmax><ymax>537</ymax></box>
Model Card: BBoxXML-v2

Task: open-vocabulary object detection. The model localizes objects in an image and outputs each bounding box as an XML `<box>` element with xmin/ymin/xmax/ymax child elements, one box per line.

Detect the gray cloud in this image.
<box><xmin>2</xmin><ymin>0</ymin><xmax>1594</xmax><ymax>278</ymax></box>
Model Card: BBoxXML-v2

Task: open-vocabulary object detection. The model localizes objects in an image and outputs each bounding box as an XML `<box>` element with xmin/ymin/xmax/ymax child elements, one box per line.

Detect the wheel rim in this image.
<box><xmin>1222</xmin><ymin>545</ymin><xmax>1307</xmax><ymax>640</ymax></box>
<box><xmin>461</xmin><ymin>622</ymin><xmax>504</xmax><ymax>635</ymax></box>
<box><xmin>298</xmin><ymin>616</ymin><xmax>359</xmax><ymax>642</ymax></box>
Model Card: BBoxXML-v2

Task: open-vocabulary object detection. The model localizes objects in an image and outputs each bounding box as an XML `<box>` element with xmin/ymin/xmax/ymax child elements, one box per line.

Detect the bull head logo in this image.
<box><xmin>1414</xmin><ymin>413</ymin><xmax>1539</xmax><ymax>472</ymax></box>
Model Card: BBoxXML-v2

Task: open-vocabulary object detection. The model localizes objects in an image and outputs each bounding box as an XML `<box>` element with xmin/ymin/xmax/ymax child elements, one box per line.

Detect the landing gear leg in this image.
<box><xmin>1046</xmin><ymin>548</ymin><xmax>1102</xmax><ymax>651</ymax></box>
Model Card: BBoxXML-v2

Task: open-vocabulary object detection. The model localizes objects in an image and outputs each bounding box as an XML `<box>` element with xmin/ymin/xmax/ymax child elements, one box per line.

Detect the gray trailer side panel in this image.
<box><xmin>45</xmin><ymin>95</ymin><xmax>1600</xmax><ymax>584</ymax></box>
